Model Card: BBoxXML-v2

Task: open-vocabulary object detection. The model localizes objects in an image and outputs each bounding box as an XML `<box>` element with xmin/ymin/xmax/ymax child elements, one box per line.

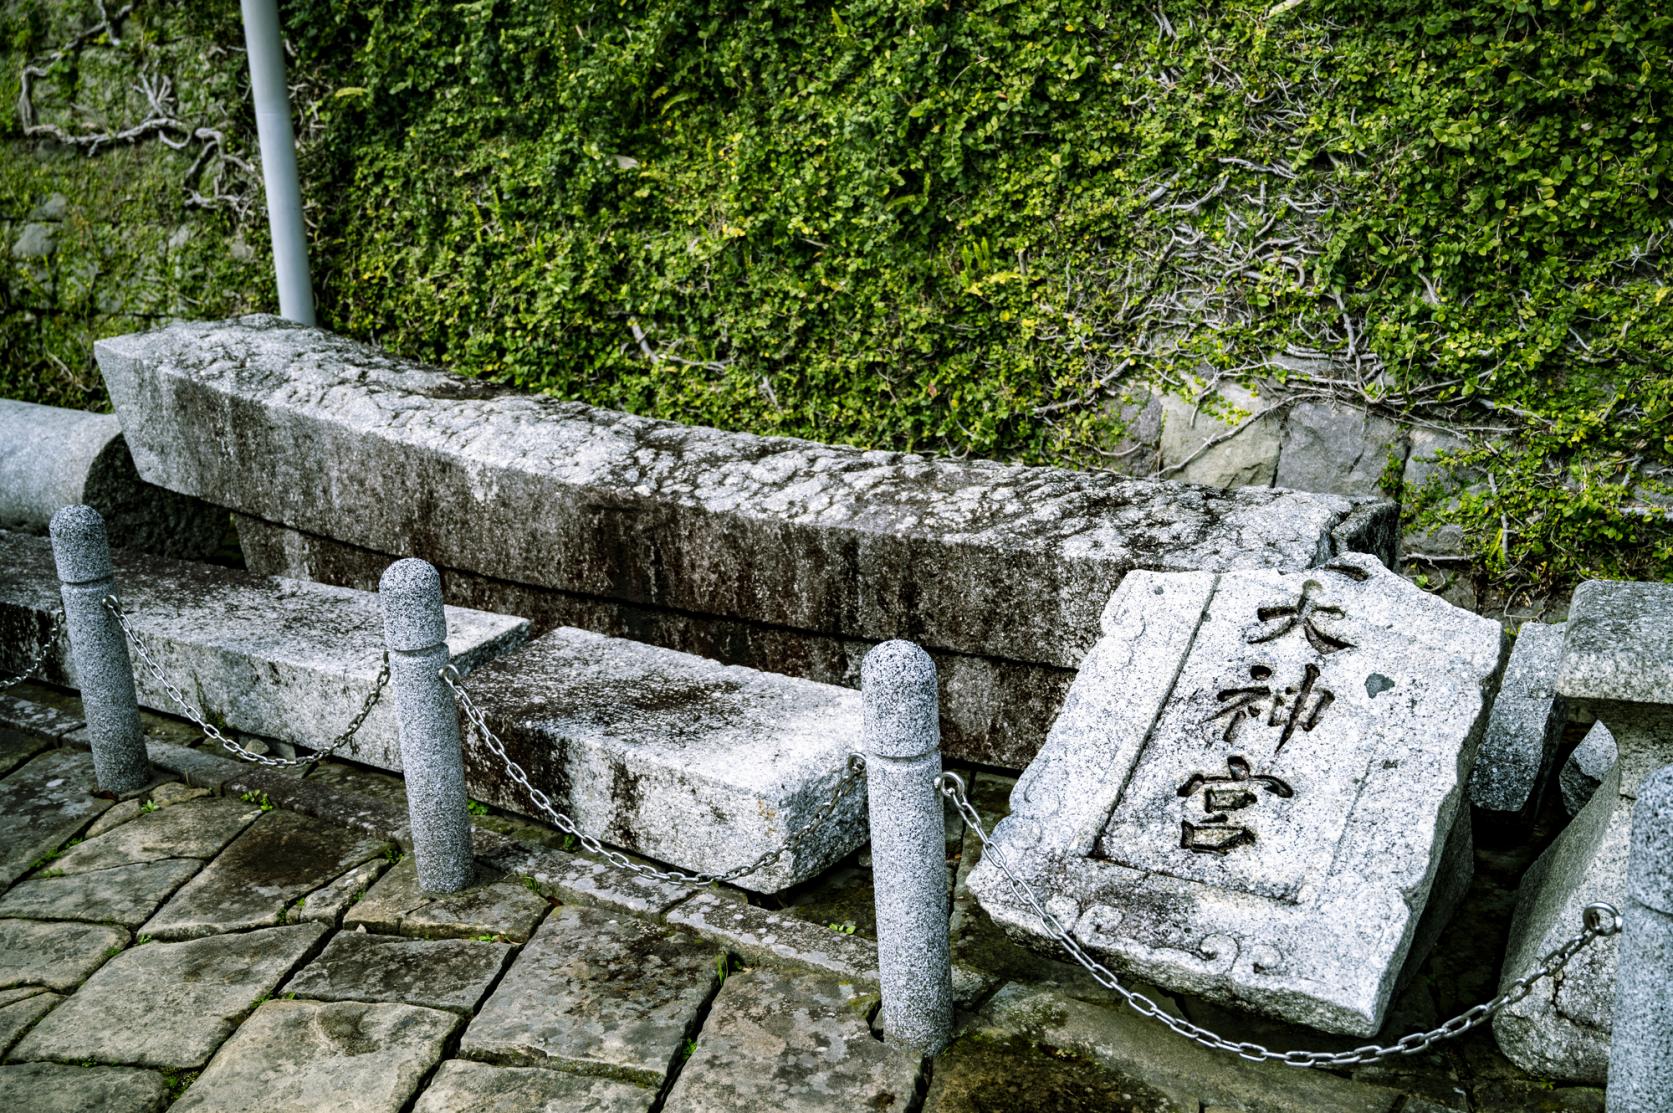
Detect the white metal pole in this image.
<box><xmin>241</xmin><ymin>0</ymin><xmax>315</xmax><ymax>325</ymax></box>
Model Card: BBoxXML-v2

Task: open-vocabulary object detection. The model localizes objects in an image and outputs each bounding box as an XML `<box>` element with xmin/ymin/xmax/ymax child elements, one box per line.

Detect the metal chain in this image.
<box><xmin>440</xmin><ymin>663</ymin><xmax>867</xmax><ymax>887</ymax></box>
<box><xmin>1</xmin><ymin>614</ymin><xmax>62</xmax><ymax>690</ymax></box>
<box><xmin>104</xmin><ymin>595</ymin><xmax>390</xmax><ymax>768</ymax></box>
<box><xmin>937</xmin><ymin>770</ymin><xmax>1621</xmax><ymax>1068</ymax></box>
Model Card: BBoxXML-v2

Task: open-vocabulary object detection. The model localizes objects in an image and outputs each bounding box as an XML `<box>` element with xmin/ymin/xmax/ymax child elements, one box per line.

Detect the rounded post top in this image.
<box><xmin>379</xmin><ymin>558</ymin><xmax>448</xmax><ymax>651</ymax></box>
<box><xmin>49</xmin><ymin>504</ymin><xmax>114</xmax><ymax>584</ymax></box>
<box><xmin>1629</xmin><ymin>764</ymin><xmax>1673</xmax><ymax>915</ymax></box>
<box><xmin>862</xmin><ymin>640</ymin><xmax>940</xmax><ymax>759</ymax></box>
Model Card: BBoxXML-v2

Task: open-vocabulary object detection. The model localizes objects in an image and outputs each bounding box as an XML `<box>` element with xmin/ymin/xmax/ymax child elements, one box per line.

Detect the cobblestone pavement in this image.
<box><xmin>0</xmin><ymin>683</ymin><xmax>1607</xmax><ymax>1112</ymax></box>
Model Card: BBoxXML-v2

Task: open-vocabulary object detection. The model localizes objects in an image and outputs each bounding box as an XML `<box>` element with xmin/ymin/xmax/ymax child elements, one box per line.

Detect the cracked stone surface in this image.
<box><xmin>143</xmin><ymin>808</ymin><xmax>386</xmax><ymax>940</ymax></box>
<box><xmin>0</xmin><ymin>918</ymin><xmax>126</xmax><ymax>992</ymax></box>
<box><xmin>10</xmin><ymin>923</ymin><xmax>326</xmax><ymax>1069</ymax></box>
<box><xmin>0</xmin><ymin>729</ymin><xmax>51</xmax><ymax>779</ymax></box>
<box><xmin>0</xmin><ymin>989</ymin><xmax>59</xmax><ymax>1056</ymax></box>
<box><xmin>170</xmin><ymin>1000</ymin><xmax>458</xmax><ymax>1113</ymax></box>
<box><xmin>50</xmin><ymin>795</ymin><xmax>260</xmax><ymax>875</ymax></box>
<box><xmin>0</xmin><ymin>749</ymin><xmax>111</xmax><ymax>888</ymax></box>
<box><xmin>668</xmin><ymin>891</ymin><xmax>877</xmax><ymax>984</ymax></box>
<box><xmin>286</xmin><ymin>932</ymin><xmax>514</xmax><ymax>1013</ymax></box>
<box><xmin>1468</xmin><ymin>621</ymin><xmax>1566</xmax><ymax>817</ymax></box>
<box><xmin>0</xmin><ymin>859</ymin><xmax>201</xmax><ymax>927</ymax></box>
<box><xmin>662</xmin><ymin>967</ymin><xmax>918</xmax><ymax>1113</ymax></box>
<box><xmin>344</xmin><ymin>856</ymin><xmax>548</xmax><ymax>942</ymax></box>
<box><xmin>462</xmin><ymin>904</ymin><xmax>719</xmax><ymax>1085</ymax></box>
<box><xmin>412</xmin><ymin>1059</ymin><xmax>655</xmax><ymax>1113</ymax></box>
<box><xmin>0</xmin><ymin>1062</ymin><xmax>169</xmax><ymax>1113</ymax></box>
<box><xmin>289</xmin><ymin>856</ymin><xmax>388</xmax><ymax>926</ymax></box>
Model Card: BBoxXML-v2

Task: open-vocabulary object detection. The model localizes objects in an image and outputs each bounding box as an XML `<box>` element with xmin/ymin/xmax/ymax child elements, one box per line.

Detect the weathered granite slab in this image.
<box><xmin>1468</xmin><ymin>621</ymin><xmax>1566</xmax><ymax>817</ymax></box>
<box><xmin>51</xmin><ymin>795</ymin><xmax>260</xmax><ymax>875</ymax></box>
<box><xmin>413</xmin><ymin>1060</ymin><xmax>654</xmax><ymax>1113</ymax></box>
<box><xmin>667</xmin><ymin>891</ymin><xmax>878</xmax><ymax>985</ymax></box>
<box><xmin>0</xmin><ymin>729</ymin><xmax>51</xmax><ymax>778</ymax></box>
<box><xmin>486</xmin><ymin>842</ymin><xmax>692</xmax><ymax>918</ymax></box>
<box><xmin>170</xmin><ymin>1000</ymin><xmax>458</xmax><ymax>1113</ymax></box>
<box><xmin>344</xmin><ymin>856</ymin><xmax>549</xmax><ymax>942</ymax></box>
<box><xmin>0</xmin><ymin>749</ymin><xmax>111</xmax><ymax>888</ymax></box>
<box><xmin>456</xmin><ymin>627</ymin><xmax>867</xmax><ymax>893</ymax></box>
<box><xmin>0</xmin><ymin>990</ymin><xmax>60</xmax><ymax>1057</ymax></box>
<box><xmin>462</xmin><ymin>904</ymin><xmax>719</xmax><ymax>1085</ymax></box>
<box><xmin>0</xmin><ymin>1062</ymin><xmax>168</xmax><ymax>1113</ymax></box>
<box><xmin>0</xmin><ymin>919</ymin><xmax>126</xmax><ymax>991</ymax></box>
<box><xmin>0</xmin><ymin>398</ymin><xmax>223</xmax><ymax>559</ymax></box>
<box><xmin>662</xmin><ymin>967</ymin><xmax>917</xmax><ymax>1113</ymax></box>
<box><xmin>0</xmin><ymin>691</ymin><xmax>82</xmax><ymax>739</ymax></box>
<box><xmin>967</xmin><ymin>554</ymin><xmax>1505</xmax><ymax>1035</ymax></box>
<box><xmin>1559</xmin><ymin>721</ymin><xmax>1616</xmax><ymax>817</ymax></box>
<box><xmin>0</xmin><ymin>859</ymin><xmax>201</xmax><ymax>927</ymax></box>
<box><xmin>286</xmin><ymin>932</ymin><xmax>514</xmax><ymax>1013</ymax></box>
<box><xmin>290</xmin><ymin>857</ymin><xmax>388</xmax><ymax>925</ymax></box>
<box><xmin>0</xmin><ymin>528</ymin><xmax>529</xmax><ymax>763</ymax></box>
<box><xmin>98</xmin><ymin>316</ymin><xmax>1394</xmax><ymax>673</ymax></box>
<box><xmin>10</xmin><ymin>922</ymin><xmax>327</xmax><ymax>1068</ymax></box>
<box><xmin>1494</xmin><ymin>579</ymin><xmax>1673</xmax><ymax>1083</ymax></box>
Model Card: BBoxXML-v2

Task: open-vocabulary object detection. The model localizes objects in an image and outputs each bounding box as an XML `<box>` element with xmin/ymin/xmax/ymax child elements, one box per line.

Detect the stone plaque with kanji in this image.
<box><xmin>967</xmin><ymin>553</ymin><xmax>1505</xmax><ymax>1034</ymax></box>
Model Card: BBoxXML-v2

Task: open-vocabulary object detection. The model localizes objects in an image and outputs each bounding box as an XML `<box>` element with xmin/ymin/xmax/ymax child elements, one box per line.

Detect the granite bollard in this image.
<box><xmin>379</xmin><ymin>559</ymin><xmax>473</xmax><ymax>893</ymax></box>
<box><xmin>862</xmin><ymin>641</ymin><xmax>954</xmax><ymax>1056</ymax></box>
<box><xmin>1605</xmin><ymin>764</ymin><xmax>1673</xmax><ymax>1113</ymax></box>
<box><xmin>49</xmin><ymin>505</ymin><xmax>150</xmax><ymax>793</ymax></box>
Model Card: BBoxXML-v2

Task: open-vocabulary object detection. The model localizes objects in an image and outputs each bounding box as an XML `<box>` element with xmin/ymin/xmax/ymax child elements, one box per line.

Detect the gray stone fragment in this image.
<box><xmin>0</xmin><ymin>918</ymin><xmax>126</xmax><ymax>991</ymax></box>
<box><xmin>1556</xmin><ymin>580</ymin><xmax>1673</xmax><ymax>712</ymax></box>
<box><xmin>0</xmin><ymin>1063</ymin><xmax>168</xmax><ymax>1113</ymax></box>
<box><xmin>97</xmin><ymin>316</ymin><xmax>1393</xmax><ymax>672</ymax></box>
<box><xmin>51</xmin><ymin>795</ymin><xmax>259</xmax><ymax>875</ymax></box>
<box><xmin>29</xmin><ymin>193</ymin><xmax>67</xmax><ymax>221</ymax></box>
<box><xmin>0</xmin><ymin>529</ymin><xmax>528</xmax><ymax>764</ymax></box>
<box><xmin>286</xmin><ymin>932</ymin><xmax>513</xmax><ymax>1013</ymax></box>
<box><xmin>0</xmin><ymin>692</ymin><xmax>82</xmax><ymax>739</ymax></box>
<box><xmin>1276</xmin><ymin>401</ymin><xmax>1409</xmax><ymax>498</ymax></box>
<box><xmin>462</xmin><ymin>904</ymin><xmax>718</xmax><ymax>1085</ymax></box>
<box><xmin>1158</xmin><ymin>385</ymin><xmax>1284</xmax><ymax>489</ymax></box>
<box><xmin>142</xmin><ymin>808</ymin><xmax>386</xmax><ymax>940</ymax></box>
<box><xmin>344</xmin><ymin>855</ymin><xmax>548</xmax><ymax>942</ymax></box>
<box><xmin>1468</xmin><ymin>621</ymin><xmax>1568</xmax><ymax>816</ymax></box>
<box><xmin>667</xmin><ymin>891</ymin><xmax>877</xmax><ymax>985</ymax></box>
<box><xmin>1606</xmin><ymin>764</ymin><xmax>1673</xmax><ymax>1111</ymax></box>
<box><xmin>457</xmin><ymin>627</ymin><xmax>867</xmax><ymax>893</ymax></box>
<box><xmin>291</xmin><ymin>856</ymin><xmax>388</xmax><ymax>925</ymax></box>
<box><xmin>413</xmin><ymin>1059</ymin><xmax>654</xmax><ymax>1113</ymax></box>
<box><xmin>1560</xmin><ymin>722</ymin><xmax>1617</xmax><ymax>817</ymax></box>
<box><xmin>0</xmin><ymin>990</ymin><xmax>59</xmax><ymax>1057</ymax></box>
<box><xmin>968</xmin><ymin>554</ymin><xmax>1505</xmax><ymax>1035</ymax></box>
<box><xmin>0</xmin><ymin>749</ymin><xmax>111</xmax><ymax>888</ymax></box>
<box><xmin>0</xmin><ymin>402</ymin><xmax>223</xmax><ymax>558</ymax></box>
<box><xmin>170</xmin><ymin>1000</ymin><xmax>458</xmax><ymax>1113</ymax></box>
<box><xmin>0</xmin><ymin>859</ymin><xmax>201</xmax><ymax>927</ymax></box>
<box><xmin>662</xmin><ymin>967</ymin><xmax>918</xmax><ymax>1113</ymax></box>
<box><xmin>10</xmin><ymin>223</ymin><xmax>56</xmax><ymax>259</ymax></box>
<box><xmin>487</xmin><ymin>842</ymin><xmax>691</xmax><ymax>918</ymax></box>
<box><xmin>0</xmin><ymin>729</ymin><xmax>51</xmax><ymax>778</ymax></box>
<box><xmin>10</xmin><ymin>923</ymin><xmax>326</xmax><ymax>1069</ymax></box>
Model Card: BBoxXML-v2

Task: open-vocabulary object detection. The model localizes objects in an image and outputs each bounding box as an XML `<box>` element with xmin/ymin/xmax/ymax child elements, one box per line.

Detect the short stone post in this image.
<box><xmin>379</xmin><ymin>558</ymin><xmax>473</xmax><ymax>893</ymax></box>
<box><xmin>1606</xmin><ymin>764</ymin><xmax>1673</xmax><ymax>1113</ymax></box>
<box><xmin>862</xmin><ymin>640</ymin><xmax>954</xmax><ymax>1056</ymax></box>
<box><xmin>49</xmin><ymin>504</ymin><xmax>150</xmax><ymax>794</ymax></box>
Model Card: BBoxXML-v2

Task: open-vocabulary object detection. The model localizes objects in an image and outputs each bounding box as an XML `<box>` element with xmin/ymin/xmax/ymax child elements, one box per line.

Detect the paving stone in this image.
<box><xmin>668</xmin><ymin>890</ymin><xmax>877</xmax><ymax>985</ymax></box>
<box><xmin>289</xmin><ymin>856</ymin><xmax>389</xmax><ymax>925</ymax></box>
<box><xmin>0</xmin><ymin>692</ymin><xmax>81</xmax><ymax>739</ymax></box>
<box><xmin>82</xmin><ymin>782</ymin><xmax>214</xmax><ymax>840</ymax></box>
<box><xmin>306</xmin><ymin>760</ymin><xmax>409</xmax><ymax>809</ymax></box>
<box><xmin>1468</xmin><ymin>621</ymin><xmax>1567</xmax><ymax>817</ymax></box>
<box><xmin>86</xmin><ymin>798</ymin><xmax>145</xmax><ymax>838</ymax></box>
<box><xmin>967</xmin><ymin>555</ymin><xmax>1505</xmax><ymax>1036</ymax></box>
<box><xmin>0</xmin><ymin>859</ymin><xmax>201</xmax><ymax>927</ymax></box>
<box><xmin>345</xmin><ymin>855</ymin><xmax>548</xmax><ymax>942</ymax></box>
<box><xmin>0</xmin><ymin>1062</ymin><xmax>168</xmax><ymax>1113</ymax></box>
<box><xmin>0</xmin><ymin>728</ymin><xmax>51</xmax><ymax>778</ymax></box>
<box><xmin>51</xmin><ymin>795</ymin><xmax>260</xmax><ymax>875</ymax></box>
<box><xmin>286</xmin><ymin>932</ymin><xmax>514</xmax><ymax>1014</ymax></box>
<box><xmin>0</xmin><ymin>918</ymin><xmax>126</xmax><ymax>992</ymax></box>
<box><xmin>462</xmin><ymin>904</ymin><xmax>719</xmax><ymax>1085</ymax></box>
<box><xmin>0</xmin><ymin>749</ymin><xmax>111</xmax><ymax>888</ymax></box>
<box><xmin>143</xmin><ymin>808</ymin><xmax>387</xmax><ymax>939</ymax></box>
<box><xmin>9</xmin><ymin>922</ymin><xmax>326</xmax><ymax>1069</ymax></box>
<box><xmin>662</xmin><ymin>967</ymin><xmax>917</xmax><ymax>1113</ymax></box>
<box><xmin>170</xmin><ymin>1000</ymin><xmax>458</xmax><ymax>1113</ymax></box>
<box><xmin>0</xmin><ymin>528</ymin><xmax>528</xmax><ymax>764</ymax></box>
<box><xmin>413</xmin><ymin>1059</ymin><xmax>654</xmax><ymax>1113</ymax></box>
<box><xmin>0</xmin><ymin>990</ymin><xmax>59</xmax><ymax>1057</ymax></box>
<box><xmin>1559</xmin><ymin>721</ymin><xmax>1616</xmax><ymax>817</ymax></box>
<box><xmin>488</xmin><ymin>842</ymin><xmax>692</xmax><ymax>918</ymax></box>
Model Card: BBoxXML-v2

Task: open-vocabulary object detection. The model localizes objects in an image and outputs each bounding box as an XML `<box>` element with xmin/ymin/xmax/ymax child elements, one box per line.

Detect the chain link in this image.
<box><xmin>937</xmin><ymin>770</ymin><xmax>1620</xmax><ymax>1068</ymax></box>
<box><xmin>104</xmin><ymin>595</ymin><xmax>390</xmax><ymax>768</ymax></box>
<box><xmin>1</xmin><ymin>614</ymin><xmax>62</xmax><ymax>691</ymax></box>
<box><xmin>440</xmin><ymin>664</ymin><xmax>866</xmax><ymax>887</ymax></box>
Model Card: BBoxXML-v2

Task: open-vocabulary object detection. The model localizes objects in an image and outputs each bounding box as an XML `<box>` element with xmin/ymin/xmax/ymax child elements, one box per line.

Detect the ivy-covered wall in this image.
<box><xmin>2</xmin><ymin>0</ymin><xmax>1669</xmax><ymax>600</ymax></box>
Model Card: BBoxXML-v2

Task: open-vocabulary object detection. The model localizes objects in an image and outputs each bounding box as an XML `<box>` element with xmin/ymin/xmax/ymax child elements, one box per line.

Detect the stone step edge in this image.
<box><xmin>1</xmin><ymin>693</ymin><xmax>997</xmax><ymax>1009</ymax></box>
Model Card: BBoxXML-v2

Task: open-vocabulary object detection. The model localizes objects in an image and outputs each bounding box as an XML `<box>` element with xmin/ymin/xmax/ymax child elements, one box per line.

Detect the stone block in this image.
<box><xmin>0</xmin><ymin>693</ymin><xmax>81</xmax><ymax>739</ymax></box>
<box><xmin>285</xmin><ymin>932</ymin><xmax>514</xmax><ymax>1013</ymax></box>
<box><xmin>344</xmin><ymin>855</ymin><xmax>549</xmax><ymax>942</ymax></box>
<box><xmin>97</xmin><ymin>316</ymin><xmax>1394</xmax><ymax>673</ymax></box>
<box><xmin>1276</xmin><ymin>400</ymin><xmax>1409</xmax><ymax>498</ymax></box>
<box><xmin>0</xmin><ymin>1062</ymin><xmax>168</xmax><ymax>1113</ymax></box>
<box><xmin>412</xmin><ymin>1060</ymin><xmax>654</xmax><ymax>1113</ymax></box>
<box><xmin>169</xmin><ymin>1000</ymin><xmax>458</xmax><ymax>1113</ymax></box>
<box><xmin>0</xmin><ymin>989</ymin><xmax>60</xmax><ymax>1058</ymax></box>
<box><xmin>0</xmin><ymin>918</ymin><xmax>126</xmax><ymax>992</ymax></box>
<box><xmin>456</xmin><ymin>627</ymin><xmax>868</xmax><ymax>893</ymax></box>
<box><xmin>50</xmin><ymin>795</ymin><xmax>260</xmax><ymax>875</ymax></box>
<box><xmin>0</xmin><ymin>400</ymin><xmax>223</xmax><ymax>558</ymax></box>
<box><xmin>667</xmin><ymin>891</ymin><xmax>878</xmax><ymax>985</ymax></box>
<box><xmin>662</xmin><ymin>968</ymin><xmax>919</xmax><ymax>1113</ymax></box>
<box><xmin>0</xmin><ymin>859</ymin><xmax>202</xmax><ymax>928</ymax></box>
<box><xmin>485</xmin><ymin>842</ymin><xmax>692</xmax><ymax>918</ymax></box>
<box><xmin>0</xmin><ymin>529</ymin><xmax>528</xmax><ymax>763</ymax></box>
<box><xmin>967</xmin><ymin>553</ymin><xmax>1505</xmax><ymax>1035</ymax></box>
<box><xmin>1468</xmin><ymin>621</ymin><xmax>1567</xmax><ymax>817</ymax></box>
<box><xmin>1158</xmin><ymin>384</ymin><xmax>1285</xmax><ymax>489</ymax></box>
<box><xmin>0</xmin><ymin>729</ymin><xmax>52</xmax><ymax>779</ymax></box>
<box><xmin>461</xmin><ymin>904</ymin><xmax>719</xmax><ymax>1085</ymax></box>
<box><xmin>0</xmin><ymin>749</ymin><xmax>112</xmax><ymax>888</ymax></box>
<box><xmin>1559</xmin><ymin>722</ymin><xmax>1616</xmax><ymax>817</ymax></box>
